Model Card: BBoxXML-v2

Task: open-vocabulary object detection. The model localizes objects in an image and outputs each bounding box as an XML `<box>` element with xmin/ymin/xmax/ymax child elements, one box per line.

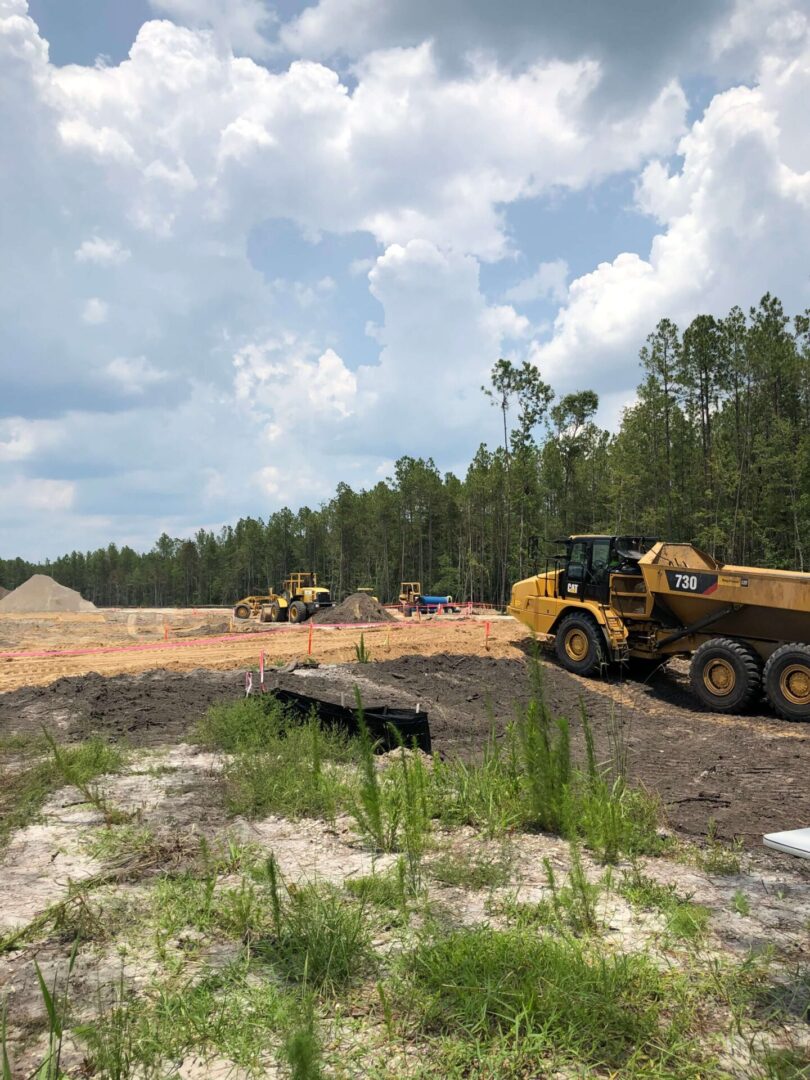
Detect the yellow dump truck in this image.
<box><xmin>508</xmin><ymin>536</ymin><xmax>810</xmax><ymax>721</ymax></box>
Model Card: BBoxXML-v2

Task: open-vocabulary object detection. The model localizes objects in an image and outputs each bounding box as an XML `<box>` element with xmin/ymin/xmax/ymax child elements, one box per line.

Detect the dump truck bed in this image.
<box><xmin>638</xmin><ymin>543</ymin><xmax>810</xmax><ymax>646</ymax></box>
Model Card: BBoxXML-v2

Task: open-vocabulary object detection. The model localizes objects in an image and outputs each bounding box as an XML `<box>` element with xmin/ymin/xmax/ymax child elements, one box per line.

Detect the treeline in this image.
<box><xmin>2</xmin><ymin>295</ymin><xmax>808</xmax><ymax>608</ymax></box>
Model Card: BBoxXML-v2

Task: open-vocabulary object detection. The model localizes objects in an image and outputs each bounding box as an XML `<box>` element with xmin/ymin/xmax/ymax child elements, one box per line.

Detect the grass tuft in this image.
<box><xmin>399</xmin><ymin>925</ymin><xmax>688</xmax><ymax>1072</ymax></box>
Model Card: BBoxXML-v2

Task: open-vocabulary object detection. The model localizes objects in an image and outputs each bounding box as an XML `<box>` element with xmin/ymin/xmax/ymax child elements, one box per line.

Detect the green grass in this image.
<box><xmin>428</xmin><ymin>849</ymin><xmax>512</xmax><ymax>890</ymax></box>
<box><xmin>255</xmin><ymin>869</ymin><xmax>374</xmax><ymax>994</ymax></box>
<box><xmin>77</xmin><ymin>961</ymin><xmax>294</xmax><ymax>1077</ymax></box>
<box><xmin>620</xmin><ymin>867</ymin><xmax>711</xmax><ymax>941</ymax></box>
<box><xmin>429</xmin><ymin>671</ymin><xmax>663</xmax><ymax>862</ymax></box>
<box><xmin>398</xmin><ymin>925</ymin><xmax>693</xmax><ymax>1073</ymax></box>
<box><xmin>0</xmin><ymin>737</ymin><xmax>125</xmax><ymax>850</ymax></box>
<box><xmin>695</xmin><ymin>822</ymin><xmax>743</xmax><ymax>875</ymax></box>
<box><xmin>200</xmin><ymin>698</ymin><xmax>360</xmax><ymax>821</ymax></box>
<box><xmin>350</xmin><ymin>700</ymin><xmax>432</xmax><ymax>890</ymax></box>
<box><xmin>346</xmin><ymin>868</ymin><xmax>404</xmax><ymax>909</ymax></box>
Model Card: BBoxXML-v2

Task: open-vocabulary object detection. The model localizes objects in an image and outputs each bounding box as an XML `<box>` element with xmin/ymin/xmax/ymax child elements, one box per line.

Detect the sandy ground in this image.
<box><xmin>0</xmin><ymin>610</ymin><xmax>515</xmax><ymax>694</ymax></box>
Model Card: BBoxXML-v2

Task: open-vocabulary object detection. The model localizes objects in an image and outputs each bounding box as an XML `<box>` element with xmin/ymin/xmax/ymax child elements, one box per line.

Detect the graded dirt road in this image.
<box><xmin>0</xmin><ymin>614</ymin><xmax>514</xmax><ymax>694</ymax></box>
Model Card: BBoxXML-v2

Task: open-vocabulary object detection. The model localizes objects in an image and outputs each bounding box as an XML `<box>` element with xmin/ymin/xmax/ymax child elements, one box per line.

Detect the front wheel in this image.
<box><xmin>689</xmin><ymin>637</ymin><xmax>761</xmax><ymax>713</ymax></box>
<box><xmin>234</xmin><ymin>603</ymin><xmax>251</xmax><ymax>620</ymax></box>
<box><xmin>764</xmin><ymin>643</ymin><xmax>810</xmax><ymax>721</ymax></box>
<box><xmin>554</xmin><ymin>613</ymin><xmax>605</xmax><ymax>677</ymax></box>
<box><xmin>288</xmin><ymin>600</ymin><xmax>307</xmax><ymax>624</ymax></box>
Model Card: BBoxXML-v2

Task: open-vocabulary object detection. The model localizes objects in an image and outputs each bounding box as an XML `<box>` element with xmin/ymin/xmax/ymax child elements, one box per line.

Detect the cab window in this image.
<box><xmin>567</xmin><ymin>541</ymin><xmax>588</xmax><ymax>582</ymax></box>
<box><xmin>590</xmin><ymin>539</ymin><xmax>611</xmax><ymax>578</ymax></box>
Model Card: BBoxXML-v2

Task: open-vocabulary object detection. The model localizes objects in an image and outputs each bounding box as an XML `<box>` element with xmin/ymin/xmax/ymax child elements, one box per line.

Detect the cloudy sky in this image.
<box><xmin>2</xmin><ymin>0</ymin><xmax>809</xmax><ymax>560</ymax></box>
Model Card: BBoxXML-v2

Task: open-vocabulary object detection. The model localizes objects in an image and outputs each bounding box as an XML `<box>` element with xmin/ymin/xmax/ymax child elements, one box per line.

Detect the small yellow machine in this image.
<box><xmin>233</xmin><ymin>572</ymin><xmax>332</xmax><ymax>625</ymax></box>
<box><xmin>508</xmin><ymin>536</ymin><xmax>810</xmax><ymax>720</ymax></box>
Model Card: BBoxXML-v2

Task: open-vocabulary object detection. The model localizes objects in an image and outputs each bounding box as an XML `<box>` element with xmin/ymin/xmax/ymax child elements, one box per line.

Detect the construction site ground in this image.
<box><xmin>2</xmin><ymin>610</ymin><xmax>809</xmax><ymax>1076</ymax></box>
<box><xmin>1</xmin><ymin>609</ymin><xmax>808</xmax><ymax>848</ymax></box>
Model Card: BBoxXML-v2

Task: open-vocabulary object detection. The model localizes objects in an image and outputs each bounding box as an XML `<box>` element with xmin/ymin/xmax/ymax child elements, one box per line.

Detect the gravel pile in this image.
<box><xmin>0</xmin><ymin>574</ymin><xmax>96</xmax><ymax>613</ymax></box>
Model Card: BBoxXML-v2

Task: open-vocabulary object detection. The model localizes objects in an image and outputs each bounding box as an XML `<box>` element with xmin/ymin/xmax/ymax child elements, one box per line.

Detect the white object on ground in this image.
<box><xmin>763</xmin><ymin>828</ymin><xmax>810</xmax><ymax>860</ymax></box>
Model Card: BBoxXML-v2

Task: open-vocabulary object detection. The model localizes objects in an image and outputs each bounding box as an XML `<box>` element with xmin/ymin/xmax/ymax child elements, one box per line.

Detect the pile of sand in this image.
<box><xmin>0</xmin><ymin>574</ymin><xmax>96</xmax><ymax>613</ymax></box>
<box><xmin>312</xmin><ymin>591</ymin><xmax>394</xmax><ymax>624</ymax></box>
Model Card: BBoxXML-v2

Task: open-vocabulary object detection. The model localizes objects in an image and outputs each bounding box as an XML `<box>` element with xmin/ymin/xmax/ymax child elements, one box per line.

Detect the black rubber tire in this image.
<box><xmin>234</xmin><ymin>604</ymin><xmax>251</xmax><ymax>620</ymax></box>
<box><xmin>289</xmin><ymin>600</ymin><xmax>307</xmax><ymax>624</ymax></box>
<box><xmin>554</xmin><ymin>612</ymin><xmax>605</xmax><ymax>676</ymax></box>
<box><xmin>689</xmin><ymin>637</ymin><xmax>761</xmax><ymax>713</ymax></box>
<box><xmin>268</xmin><ymin>601</ymin><xmax>282</xmax><ymax>623</ymax></box>
<box><xmin>763</xmin><ymin>643</ymin><xmax>810</xmax><ymax>721</ymax></box>
<box><xmin>259</xmin><ymin>606</ymin><xmax>272</xmax><ymax>623</ymax></box>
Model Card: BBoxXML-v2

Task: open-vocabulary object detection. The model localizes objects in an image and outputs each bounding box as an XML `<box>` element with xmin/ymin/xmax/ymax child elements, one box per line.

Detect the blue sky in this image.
<box><xmin>2</xmin><ymin>0</ymin><xmax>810</xmax><ymax>560</ymax></box>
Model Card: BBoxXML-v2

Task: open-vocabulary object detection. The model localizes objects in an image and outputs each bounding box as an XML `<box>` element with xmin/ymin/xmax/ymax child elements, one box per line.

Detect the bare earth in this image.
<box><xmin>0</xmin><ymin>611</ymin><xmax>808</xmax><ymax>847</ymax></box>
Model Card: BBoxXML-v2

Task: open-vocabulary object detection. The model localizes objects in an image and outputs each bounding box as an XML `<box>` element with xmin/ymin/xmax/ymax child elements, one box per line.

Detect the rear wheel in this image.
<box><xmin>289</xmin><ymin>600</ymin><xmax>307</xmax><ymax>624</ymax></box>
<box><xmin>554</xmin><ymin>612</ymin><xmax>605</xmax><ymax>677</ymax></box>
<box><xmin>764</xmin><ymin>643</ymin><xmax>810</xmax><ymax>721</ymax></box>
<box><xmin>269</xmin><ymin>601</ymin><xmax>283</xmax><ymax>623</ymax></box>
<box><xmin>689</xmin><ymin>637</ymin><xmax>761</xmax><ymax>713</ymax></box>
<box><xmin>234</xmin><ymin>603</ymin><xmax>251</xmax><ymax>620</ymax></box>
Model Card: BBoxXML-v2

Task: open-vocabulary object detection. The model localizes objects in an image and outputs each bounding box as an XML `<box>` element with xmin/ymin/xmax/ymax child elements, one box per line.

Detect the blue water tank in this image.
<box><xmin>420</xmin><ymin>595</ymin><xmax>451</xmax><ymax>605</ymax></box>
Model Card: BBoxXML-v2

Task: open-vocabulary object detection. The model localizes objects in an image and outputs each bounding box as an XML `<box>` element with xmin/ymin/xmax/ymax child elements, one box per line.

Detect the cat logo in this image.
<box><xmin>568</xmin><ymin>583</ymin><xmax>579</xmax><ymax>594</ymax></box>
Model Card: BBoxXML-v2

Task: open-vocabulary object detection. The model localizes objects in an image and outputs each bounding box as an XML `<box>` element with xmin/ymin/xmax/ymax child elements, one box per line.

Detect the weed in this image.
<box><xmin>2</xmin><ymin>940</ymin><xmax>78</xmax><ymax>1079</ymax></box>
<box><xmin>43</xmin><ymin>730</ymin><xmax>129</xmax><ymax>824</ymax></box>
<box><xmin>696</xmin><ymin>821</ymin><xmax>743</xmax><ymax>875</ymax></box>
<box><xmin>732</xmin><ymin>889</ymin><xmax>751</xmax><ymax>917</ymax></box>
<box><xmin>85</xmin><ymin>824</ymin><xmax>155</xmax><ymax>863</ymax></box>
<box><xmin>349</xmin><ymin>694</ymin><xmax>432</xmax><ymax>886</ymax></box>
<box><xmin>346</xmin><ymin>868</ymin><xmax>403</xmax><ymax>909</ymax></box>
<box><xmin>256</xmin><ymin>863</ymin><xmax>374</xmax><ymax>993</ymax></box>
<box><xmin>79</xmin><ymin>961</ymin><xmax>292</xmax><ymax>1076</ymax></box>
<box><xmin>0</xmin><ymin>737</ymin><xmax>125</xmax><ymax>850</ymax></box>
<box><xmin>281</xmin><ymin>994</ymin><xmax>324</xmax><ymax>1080</ymax></box>
<box><xmin>197</xmin><ymin>695</ymin><xmax>289</xmax><ymax>752</ymax></box>
<box><xmin>758</xmin><ymin>1046</ymin><xmax>810</xmax><ymax>1079</ymax></box>
<box><xmin>399</xmin><ymin>925</ymin><xmax>690</xmax><ymax>1071</ymax></box>
<box><xmin>620</xmin><ymin>866</ymin><xmax>711</xmax><ymax>941</ymax></box>
<box><xmin>223</xmin><ymin>712</ymin><xmax>357</xmax><ymax>821</ymax></box>
<box><xmin>431</xmin><ymin>725</ymin><xmax>522</xmax><ymax>837</ymax></box>
<box><xmin>355</xmin><ymin>633</ymin><xmax>372</xmax><ymax>663</ymax></box>
<box><xmin>428</xmin><ymin>848</ymin><xmax>512</xmax><ymax>890</ymax></box>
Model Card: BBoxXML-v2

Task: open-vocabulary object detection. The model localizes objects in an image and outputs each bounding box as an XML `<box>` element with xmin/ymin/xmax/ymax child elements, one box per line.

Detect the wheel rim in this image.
<box><xmin>703</xmin><ymin>658</ymin><xmax>736</xmax><ymax>697</ymax></box>
<box><xmin>779</xmin><ymin>663</ymin><xmax>810</xmax><ymax>706</ymax></box>
<box><xmin>564</xmin><ymin>628</ymin><xmax>589</xmax><ymax>662</ymax></box>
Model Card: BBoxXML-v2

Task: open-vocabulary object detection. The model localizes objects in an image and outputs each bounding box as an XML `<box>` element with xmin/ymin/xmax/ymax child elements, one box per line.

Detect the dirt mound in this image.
<box><xmin>0</xmin><ymin>668</ymin><xmax>243</xmax><ymax>746</ymax></box>
<box><xmin>0</xmin><ymin>575</ymin><xmax>96</xmax><ymax>613</ymax></box>
<box><xmin>312</xmin><ymin>591</ymin><xmax>394</xmax><ymax>624</ymax></box>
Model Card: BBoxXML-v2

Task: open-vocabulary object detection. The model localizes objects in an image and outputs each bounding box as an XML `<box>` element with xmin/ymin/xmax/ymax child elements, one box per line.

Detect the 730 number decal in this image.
<box><xmin>664</xmin><ymin>570</ymin><xmax>718</xmax><ymax>595</ymax></box>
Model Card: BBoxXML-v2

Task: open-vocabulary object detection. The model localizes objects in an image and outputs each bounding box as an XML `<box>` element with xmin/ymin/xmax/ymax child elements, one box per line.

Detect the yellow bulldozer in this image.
<box><xmin>233</xmin><ymin>572</ymin><xmax>332</xmax><ymax>625</ymax></box>
<box><xmin>508</xmin><ymin>535</ymin><xmax>810</xmax><ymax>721</ymax></box>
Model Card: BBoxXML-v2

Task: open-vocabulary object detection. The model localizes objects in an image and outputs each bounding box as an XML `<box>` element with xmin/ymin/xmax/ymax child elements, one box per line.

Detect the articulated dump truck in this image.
<box><xmin>508</xmin><ymin>536</ymin><xmax>810</xmax><ymax>721</ymax></box>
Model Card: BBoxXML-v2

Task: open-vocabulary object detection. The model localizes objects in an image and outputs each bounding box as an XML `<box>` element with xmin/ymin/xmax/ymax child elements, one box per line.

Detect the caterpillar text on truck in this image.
<box><xmin>508</xmin><ymin>536</ymin><xmax>810</xmax><ymax>721</ymax></box>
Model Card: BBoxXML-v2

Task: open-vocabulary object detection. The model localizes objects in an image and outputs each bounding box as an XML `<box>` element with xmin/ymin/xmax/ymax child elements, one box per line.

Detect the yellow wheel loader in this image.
<box><xmin>508</xmin><ymin>536</ymin><xmax>810</xmax><ymax>721</ymax></box>
<box><xmin>233</xmin><ymin>572</ymin><xmax>332</xmax><ymax>624</ymax></box>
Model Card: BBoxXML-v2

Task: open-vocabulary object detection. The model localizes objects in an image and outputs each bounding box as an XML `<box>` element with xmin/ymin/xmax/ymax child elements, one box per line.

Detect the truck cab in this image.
<box><xmin>561</xmin><ymin>535</ymin><xmax>656</xmax><ymax>605</ymax></box>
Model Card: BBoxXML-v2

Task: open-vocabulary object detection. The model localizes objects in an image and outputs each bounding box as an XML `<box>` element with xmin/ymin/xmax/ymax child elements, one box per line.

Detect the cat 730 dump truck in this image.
<box><xmin>233</xmin><ymin>572</ymin><xmax>332</xmax><ymax>624</ymax></box>
<box><xmin>508</xmin><ymin>537</ymin><xmax>810</xmax><ymax>721</ymax></box>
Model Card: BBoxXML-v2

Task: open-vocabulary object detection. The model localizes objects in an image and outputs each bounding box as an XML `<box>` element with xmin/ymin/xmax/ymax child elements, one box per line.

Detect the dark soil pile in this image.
<box><xmin>0</xmin><ymin>668</ymin><xmax>243</xmax><ymax>747</ymax></box>
<box><xmin>0</xmin><ymin>574</ymin><xmax>96</xmax><ymax>613</ymax></box>
<box><xmin>312</xmin><ymin>592</ymin><xmax>394</xmax><ymax>624</ymax></box>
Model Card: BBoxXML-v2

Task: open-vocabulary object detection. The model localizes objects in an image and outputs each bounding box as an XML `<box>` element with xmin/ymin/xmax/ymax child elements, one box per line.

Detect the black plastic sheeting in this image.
<box><xmin>267</xmin><ymin>686</ymin><xmax>431</xmax><ymax>753</ymax></box>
